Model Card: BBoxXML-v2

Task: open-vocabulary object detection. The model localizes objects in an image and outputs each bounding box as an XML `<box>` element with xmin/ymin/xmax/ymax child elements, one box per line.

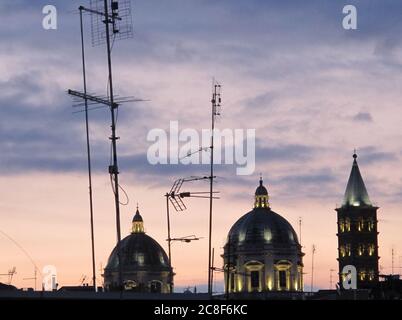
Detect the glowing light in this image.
<box><xmin>264</xmin><ymin>228</ymin><xmax>272</xmax><ymax>242</ymax></box>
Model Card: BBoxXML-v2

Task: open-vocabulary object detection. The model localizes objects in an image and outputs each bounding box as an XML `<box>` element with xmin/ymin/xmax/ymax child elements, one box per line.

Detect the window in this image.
<box><xmin>345</xmin><ymin>218</ymin><xmax>351</xmax><ymax>232</ymax></box>
<box><xmin>357</xmin><ymin>244</ymin><xmax>365</xmax><ymax>256</ymax></box>
<box><xmin>368</xmin><ymin>218</ymin><xmax>375</xmax><ymax>231</ymax></box>
<box><xmin>340</xmin><ymin>245</ymin><xmax>346</xmax><ymax>257</ymax></box>
<box><xmin>359</xmin><ymin>270</ymin><xmax>366</xmax><ymax>281</ymax></box>
<box><xmin>339</xmin><ymin>218</ymin><xmax>345</xmax><ymax>233</ymax></box>
<box><xmin>230</xmin><ymin>274</ymin><xmax>235</xmax><ymax>292</ymax></box>
<box><xmin>368</xmin><ymin>244</ymin><xmax>375</xmax><ymax>256</ymax></box>
<box><xmin>279</xmin><ymin>270</ymin><xmax>287</xmax><ymax>288</ymax></box>
<box><xmin>368</xmin><ymin>270</ymin><xmax>375</xmax><ymax>281</ymax></box>
<box><xmin>345</xmin><ymin>244</ymin><xmax>351</xmax><ymax>256</ymax></box>
<box><xmin>250</xmin><ymin>271</ymin><xmax>259</xmax><ymax>289</ymax></box>
<box><xmin>150</xmin><ymin>281</ymin><xmax>162</xmax><ymax>293</ymax></box>
<box><xmin>358</xmin><ymin>217</ymin><xmax>364</xmax><ymax>231</ymax></box>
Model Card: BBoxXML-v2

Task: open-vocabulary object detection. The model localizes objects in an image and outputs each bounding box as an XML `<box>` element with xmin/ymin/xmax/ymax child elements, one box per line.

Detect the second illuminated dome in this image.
<box><xmin>223</xmin><ymin>178</ymin><xmax>304</xmax><ymax>293</ymax></box>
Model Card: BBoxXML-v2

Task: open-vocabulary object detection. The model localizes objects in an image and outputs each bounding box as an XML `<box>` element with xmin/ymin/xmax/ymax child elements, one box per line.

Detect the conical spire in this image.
<box><xmin>342</xmin><ymin>152</ymin><xmax>372</xmax><ymax>207</ymax></box>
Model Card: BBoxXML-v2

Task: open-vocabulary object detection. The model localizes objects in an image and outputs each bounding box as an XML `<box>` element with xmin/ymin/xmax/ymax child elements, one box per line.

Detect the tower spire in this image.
<box><xmin>342</xmin><ymin>152</ymin><xmax>372</xmax><ymax>207</ymax></box>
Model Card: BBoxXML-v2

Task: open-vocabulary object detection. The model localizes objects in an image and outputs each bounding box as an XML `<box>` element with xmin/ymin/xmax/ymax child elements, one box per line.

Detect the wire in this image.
<box><xmin>109</xmin><ymin>174</ymin><xmax>130</xmax><ymax>206</ymax></box>
<box><xmin>0</xmin><ymin>229</ymin><xmax>41</xmax><ymax>280</ymax></box>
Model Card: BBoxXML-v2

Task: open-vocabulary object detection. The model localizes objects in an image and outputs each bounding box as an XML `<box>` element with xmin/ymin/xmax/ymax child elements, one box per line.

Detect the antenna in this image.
<box><xmin>89</xmin><ymin>0</ymin><xmax>133</xmax><ymax>46</ymax></box>
<box><xmin>0</xmin><ymin>229</ymin><xmax>41</xmax><ymax>290</ymax></box>
<box><xmin>208</xmin><ymin>80</ymin><xmax>222</xmax><ymax>297</ymax></box>
<box><xmin>311</xmin><ymin>244</ymin><xmax>316</xmax><ymax>292</ymax></box>
<box><xmin>330</xmin><ymin>268</ymin><xmax>335</xmax><ymax>289</ymax></box>
<box><xmin>392</xmin><ymin>246</ymin><xmax>395</xmax><ymax>275</ymax></box>
<box><xmin>23</xmin><ymin>269</ymin><xmax>37</xmax><ymax>291</ymax></box>
<box><xmin>0</xmin><ymin>267</ymin><xmax>16</xmax><ymax>286</ymax></box>
<box><xmin>68</xmin><ymin>1</ymin><xmax>136</xmax><ymax>291</ymax></box>
<box><xmin>298</xmin><ymin>217</ymin><xmax>302</xmax><ymax>246</ymax></box>
<box><xmin>165</xmin><ymin>176</ymin><xmax>219</xmax><ymax>293</ymax></box>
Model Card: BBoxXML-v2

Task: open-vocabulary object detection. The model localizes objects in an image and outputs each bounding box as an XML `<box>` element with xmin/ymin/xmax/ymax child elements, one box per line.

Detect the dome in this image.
<box><xmin>223</xmin><ymin>177</ymin><xmax>304</xmax><ymax>294</ymax></box>
<box><xmin>227</xmin><ymin>178</ymin><xmax>299</xmax><ymax>248</ymax></box>
<box><xmin>105</xmin><ymin>232</ymin><xmax>171</xmax><ymax>272</ymax></box>
<box><xmin>105</xmin><ymin>207</ymin><xmax>171</xmax><ymax>273</ymax></box>
<box><xmin>227</xmin><ymin>207</ymin><xmax>299</xmax><ymax>247</ymax></box>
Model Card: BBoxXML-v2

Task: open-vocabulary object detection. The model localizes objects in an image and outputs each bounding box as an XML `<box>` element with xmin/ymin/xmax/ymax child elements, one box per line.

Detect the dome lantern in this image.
<box><xmin>132</xmin><ymin>205</ymin><xmax>145</xmax><ymax>233</ymax></box>
<box><xmin>254</xmin><ymin>176</ymin><xmax>270</xmax><ymax>208</ymax></box>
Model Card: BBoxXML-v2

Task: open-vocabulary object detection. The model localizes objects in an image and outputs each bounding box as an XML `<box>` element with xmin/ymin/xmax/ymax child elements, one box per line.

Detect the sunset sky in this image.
<box><xmin>1</xmin><ymin>0</ymin><xmax>402</xmax><ymax>292</ymax></box>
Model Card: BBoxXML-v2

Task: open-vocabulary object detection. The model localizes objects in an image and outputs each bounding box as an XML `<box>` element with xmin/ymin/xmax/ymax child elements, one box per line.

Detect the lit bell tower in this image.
<box><xmin>335</xmin><ymin>153</ymin><xmax>379</xmax><ymax>289</ymax></box>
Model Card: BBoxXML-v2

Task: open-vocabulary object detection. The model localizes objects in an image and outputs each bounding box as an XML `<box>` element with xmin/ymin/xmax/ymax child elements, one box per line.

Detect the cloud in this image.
<box><xmin>353</xmin><ymin>112</ymin><xmax>373</xmax><ymax>122</ymax></box>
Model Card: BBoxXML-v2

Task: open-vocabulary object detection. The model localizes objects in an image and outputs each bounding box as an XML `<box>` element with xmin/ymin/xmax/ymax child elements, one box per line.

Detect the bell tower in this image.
<box><xmin>335</xmin><ymin>153</ymin><xmax>379</xmax><ymax>289</ymax></box>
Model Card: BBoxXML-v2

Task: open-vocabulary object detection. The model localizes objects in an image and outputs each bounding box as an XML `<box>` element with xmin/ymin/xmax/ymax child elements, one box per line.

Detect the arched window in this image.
<box><xmin>345</xmin><ymin>218</ymin><xmax>351</xmax><ymax>232</ymax></box>
<box><xmin>124</xmin><ymin>280</ymin><xmax>137</xmax><ymax>290</ymax></box>
<box><xmin>345</xmin><ymin>244</ymin><xmax>351</xmax><ymax>256</ymax></box>
<box><xmin>150</xmin><ymin>280</ymin><xmax>162</xmax><ymax>293</ymax></box>
<box><xmin>368</xmin><ymin>244</ymin><xmax>375</xmax><ymax>256</ymax></box>
<box><xmin>357</xmin><ymin>217</ymin><xmax>364</xmax><ymax>231</ymax></box>
<box><xmin>368</xmin><ymin>218</ymin><xmax>375</xmax><ymax>231</ymax></box>
<box><xmin>274</xmin><ymin>260</ymin><xmax>292</xmax><ymax>291</ymax></box>
<box><xmin>357</xmin><ymin>244</ymin><xmax>365</xmax><ymax>256</ymax></box>
<box><xmin>359</xmin><ymin>269</ymin><xmax>366</xmax><ymax>281</ymax></box>
<box><xmin>339</xmin><ymin>245</ymin><xmax>346</xmax><ymax>258</ymax></box>
<box><xmin>339</xmin><ymin>218</ymin><xmax>345</xmax><ymax>233</ymax></box>
<box><xmin>244</xmin><ymin>261</ymin><xmax>264</xmax><ymax>292</ymax></box>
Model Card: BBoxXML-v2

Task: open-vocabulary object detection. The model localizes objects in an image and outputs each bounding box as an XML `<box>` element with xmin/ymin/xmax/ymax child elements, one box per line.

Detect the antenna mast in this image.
<box><xmin>208</xmin><ymin>81</ymin><xmax>221</xmax><ymax>297</ymax></box>
<box><xmin>70</xmin><ymin>0</ymin><xmax>134</xmax><ymax>290</ymax></box>
<box><xmin>329</xmin><ymin>268</ymin><xmax>335</xmax><ymax>289</ymax></box>
<box><xmin>77</xmin><ymin>5</ymin><xmax>97</xmax><ymax>292</ymax></box>
<box><xmin>298</xmin><ymin>217</ymin><xmax>302</xmax><ymax>246</ymax></box>
<box><xmin>311</xmin><ymin>244</ymin><xmax>316</xmax><ymax>292</ymax></box>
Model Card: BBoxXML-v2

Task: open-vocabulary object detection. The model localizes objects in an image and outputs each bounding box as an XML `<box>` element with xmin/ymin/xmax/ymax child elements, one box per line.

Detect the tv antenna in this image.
<box><xmin>165</xmin><ymin>176</ymin><xmax>219</xmax><ymax>293</ymax></box>
<box><xmin>329</xmin><ymin>268</ymin><xmax>335</xmax><ymax>289</ymax></box>
<box><xmin>208</xmin><ymin>80</ymin><xmax>221</xmax><ymax>296</ymax></box>
<box><xmin>311</xmin><ymin>244</ymin><xmax>316</xmax><ymax>292</ymax></box>
<box><xmin>298</xmin><ymin>217</ymin><xmax>302</xmax><ymax>246</ymax></box>
<box><xmin>0</xmin><ymin>267</ymin><xmax>16</xmax><ymax>286</ymax></box>
<box><xmin>68</xmin><ymin>0</ymin><xmax>138</xmax><ymax>290</ymax></box>
<box><xmin>0</xmin><ymin>229</ymin><xmax>41</xmax><ymax>290</ymax></box>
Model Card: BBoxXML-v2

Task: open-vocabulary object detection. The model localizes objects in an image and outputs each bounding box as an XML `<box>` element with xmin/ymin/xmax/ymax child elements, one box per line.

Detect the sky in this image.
<box><xmin>1</xmin><ymin>0</ymin><xmax>402</xmax><ymax>292</ymax></box>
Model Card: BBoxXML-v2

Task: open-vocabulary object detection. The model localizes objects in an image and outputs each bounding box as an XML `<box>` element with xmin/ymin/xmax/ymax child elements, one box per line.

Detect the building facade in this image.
<box><xmin>223</xmin><ymin>178</ymin><xmax>304</xmax><ymax>293</ymax></box>
<box><xmin>336</xmin><ymin>153</ymin><xmax>379</xmax><ymax>289</ymax></box>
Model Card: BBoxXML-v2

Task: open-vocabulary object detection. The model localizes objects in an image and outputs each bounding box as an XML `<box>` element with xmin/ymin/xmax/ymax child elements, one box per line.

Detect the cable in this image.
<box><xmin>109</xmin><ymin>174</ymin><xmax>130</xmax><ymax>206</ymax></box>
<box><xmin>0</xmin><ymin>229</ymin><xmax>41</xmax><ymax>280</ymax></box>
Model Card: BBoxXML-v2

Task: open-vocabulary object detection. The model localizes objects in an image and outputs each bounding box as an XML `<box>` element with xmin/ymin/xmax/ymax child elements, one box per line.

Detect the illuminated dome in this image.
<box><xmin>105</xmin><ymin>231</ymin><xmax>170</xmax><ymax>272</ymax></box>
<box><xmin>223</xmin><ymin>178</ymin><xmax>304</xmax><ymax>294</ymax></box>
<box><xmin>227</xmin><ymin>207</ymin><xmax>299</xmax><ymax>248</ymax></box>
<box><xmin>103</xmin><ymin>207</ymin><xmax>173</xmax><ymax>293</ymax></box>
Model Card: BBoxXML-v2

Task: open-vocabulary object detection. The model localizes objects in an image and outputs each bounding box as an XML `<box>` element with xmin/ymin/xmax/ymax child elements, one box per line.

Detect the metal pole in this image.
<box><xmin>104</xmin><ymin>0</ymin><xmax>123</xmax><ymax>290</ymax></box>
<box><xmin>211</xmin><ymin>247</ymin><xmax>214</xmax><ymax>295</ymax></box>
<box><xmin>79</xmin><ymin>6</ymin><xmax>97</xmax><ymax>292</ymax></box>
<box><xmin>166</xmin><ymin>194</ymin><xmax>173</xmax><ymax>293</ymax></box>
<box><xmin>208</xmin><ymin>84</ymin><xmax>216</xmax><ymax>296</ymax></box>
<box><xmin>311</xmin><ymin>245</ymin><xmax>315</xmax><ymax>292</ymax></box>
<box><xmin>225</xmin><ymin>235</ymin><xmax>230</xmax><ymax>300</ymax></box>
